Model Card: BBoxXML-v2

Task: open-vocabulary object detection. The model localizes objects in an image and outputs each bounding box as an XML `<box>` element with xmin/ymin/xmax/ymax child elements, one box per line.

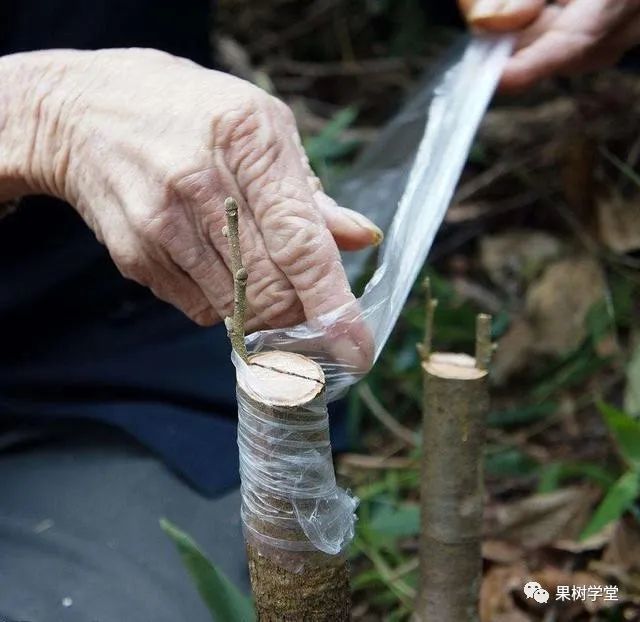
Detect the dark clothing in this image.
<box><xmin>0</xmin><ymin>424</ymin><xmax>248</xmax><ymax>622</ymax></box>
<box><xmin>0</xmin><ymin>0</ymin><xmax>244</xmax><ymax>496</ymax></box>
<box><xmin>0</xmin><ymin>3</ymin><xmax>252</xmax><ymax>619</ymax></box>
<box><xmin>0</xmin><ymin>0</ymin><xmax>212</xmax><ymax>57</ymax></box>
<box><xmin>0</xmin><ymin>2</ymin><xmax>352</xmax><ymax>620</ymax></box>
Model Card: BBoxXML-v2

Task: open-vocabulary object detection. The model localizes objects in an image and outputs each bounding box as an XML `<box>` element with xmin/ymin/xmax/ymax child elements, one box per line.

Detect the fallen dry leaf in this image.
<box><xmin>598</xmin><ymin>190</ymin><xmax>640</xmax><ymax>254</ymax></box>
<box><xmin>491</xmin><ymin>316</ymin><xmax>536</xmax><ymax>385</ymax></box>
<box><xmin>554</xmin><ymin>521</ymin><xmax>615</xmax><ymax>554</ymax></box>
<box><xmin>526</xmin><ymin>255</ymin><xmax>607</xmax><ymax>355</ymax></box>
<box><xmin>603</xmin><ymin>518</ymin><xmax>640</xmax><ymax>575</ymax></box>
<box><xmin>486</xmin><ymin>487</ymin><xmax>598</xmax><ymax>549</ymax></box>
<box><xmin>572</xmin><ymin>571</ymin><xmax>612</xmax><ymax>614</ymax></box>
<box><xmin>480</xmin><ymin>563</ymin><xmax>529</xmax><ymax>622</ymax></box>
<box><xmin>480</xmin><ymin>230</ymin><xmax>563</xmax><ymax>295</ymax></box>
<box><xmin>482</xmin><ymin>539</ymin><xmax>524</xmax><ymax>564</ymax></box>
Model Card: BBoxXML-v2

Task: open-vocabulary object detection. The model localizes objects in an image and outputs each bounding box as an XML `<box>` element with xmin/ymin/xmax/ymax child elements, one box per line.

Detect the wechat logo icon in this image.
<box><xmin>524</xmin><ymin>581</ymin><xmax>550</xmax><ymax>604</ymax></box>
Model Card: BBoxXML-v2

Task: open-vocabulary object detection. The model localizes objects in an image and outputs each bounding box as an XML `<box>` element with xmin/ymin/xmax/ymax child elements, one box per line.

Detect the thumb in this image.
<box><xmin>459</xmin><ymin>0</ymin><xmax>545</xmax><ymax>31</ymax></box>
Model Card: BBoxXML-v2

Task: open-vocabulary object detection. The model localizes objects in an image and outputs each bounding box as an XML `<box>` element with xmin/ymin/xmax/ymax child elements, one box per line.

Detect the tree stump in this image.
<box><xmin>415</xmin><ymin>352</ymin><xmax>489</xmax><ymax>622</ymax></box>
<box><xmin>414</xmin><ymin>281</ymin><xmax>492</xmax><ymax>622</ymax></box>
<box><xmin>237</xmin><ymin>350</ymin><xmax>351</xmax><ymax>621</ymax></box>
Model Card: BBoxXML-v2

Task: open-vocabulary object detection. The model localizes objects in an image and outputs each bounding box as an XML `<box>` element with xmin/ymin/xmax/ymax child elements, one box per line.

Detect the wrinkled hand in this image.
<box><xmin>36</xmin><ymin>48</ymin><xmax>381</xmax><ymax>333</ymax></box>
<box><xmin>459</xmin><ymin>0</ymin><xmax>640</xmax><ymax>91</ymax></box>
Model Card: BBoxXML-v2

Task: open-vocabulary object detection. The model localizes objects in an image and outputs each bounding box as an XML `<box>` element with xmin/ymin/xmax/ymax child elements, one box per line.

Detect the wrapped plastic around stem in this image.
<box><xmin>234</xmin><ymin>35</ymin><xmax>513</xmax><ymax>561</ymax></box>
<box><xmin>234</xmin><ymin>350</ymin><xmax>357</xmax><ymax>570</ymax></box>
<box><xmin>244</xmin><ymin>35</ymin><xmax>513</xmax><ymax>401</ymax></box>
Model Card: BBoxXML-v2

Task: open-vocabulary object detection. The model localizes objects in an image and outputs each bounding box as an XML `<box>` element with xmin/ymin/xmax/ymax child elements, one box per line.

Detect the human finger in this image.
<box><xmin>459</xmin><ymin>0</ymin><xmax>545</xmax><ymax>32</ymax></box>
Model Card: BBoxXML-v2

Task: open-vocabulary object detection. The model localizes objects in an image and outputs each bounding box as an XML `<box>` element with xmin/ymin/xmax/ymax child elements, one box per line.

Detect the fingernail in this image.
<box><xmin>469</xmin><ymin>0</ymin><xmax>507</xmax><ymax>19</ymax></box>
<box><xmin>343</xmin><ymin>208</ymin><xmax>384</xmax><ymax>246</ymax></box>
<box><xmin>313</xmin><ymin>191</ymin><xmax>384</xmax><ymax>246</ymax></box>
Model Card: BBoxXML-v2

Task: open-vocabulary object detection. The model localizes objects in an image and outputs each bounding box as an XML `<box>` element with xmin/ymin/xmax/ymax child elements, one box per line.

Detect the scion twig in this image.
<box><xmin>223</xmin><ymin>197</ymin><xmax>249</xmax><ymax>362</ymax></box>
<box><xmin>475</xmin><ymin>313</ymin><xmax>494</xmax><ymax>371</ymax></box>
<box><xmin>416</xmin><ymin>277</ymin><xmax>438</xmax><ymax>362</ymax></box>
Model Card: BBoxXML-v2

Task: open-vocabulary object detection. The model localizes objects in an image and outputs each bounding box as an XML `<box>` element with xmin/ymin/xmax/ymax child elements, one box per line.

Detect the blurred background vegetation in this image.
<box><xmin>208</xmin><ymin>1</ymin><xmax>640</xmax><ymax>620</ymax></box>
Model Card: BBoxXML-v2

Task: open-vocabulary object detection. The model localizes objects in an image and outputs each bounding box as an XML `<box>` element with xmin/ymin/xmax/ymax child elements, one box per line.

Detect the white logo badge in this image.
<box><xmin>523</xmin><ymin>581</ymin><xmax>550</xmax><ymax>604</ymax></box>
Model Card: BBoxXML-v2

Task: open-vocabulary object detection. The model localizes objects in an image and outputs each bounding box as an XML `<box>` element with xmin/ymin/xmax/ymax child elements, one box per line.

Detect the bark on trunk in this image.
<box><xmin>415</xmin><ymin>352</ymin><xmax>489</xmax><ymax>621</ymax></box>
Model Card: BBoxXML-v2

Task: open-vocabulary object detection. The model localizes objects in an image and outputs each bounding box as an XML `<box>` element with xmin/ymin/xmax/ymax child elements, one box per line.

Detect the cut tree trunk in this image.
<box><xmin>414</xmin><ymin>298</ymin><xmax>492</xmax><ymax>622</ymax></box>
<box><xmin>224</xmin><ymin>197</ymin><xmax>350</xmax><ymax>620</ymax></box>
<box><xmin>237</xmin><ymin>350</ymin><xmax>350</xmax><ymax>622</ymax></box>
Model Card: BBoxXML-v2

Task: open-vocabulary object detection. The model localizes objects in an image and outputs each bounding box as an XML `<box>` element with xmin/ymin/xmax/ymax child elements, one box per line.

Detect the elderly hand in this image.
<box><xmin>458</xmin><ymin>0</ymin><xmax>640</xmax><ymax>91</ymax></box>
<box><xmin>0</xmin><ymin>48</ymin><xmax>381</xmax><ymax>334</ymax></box>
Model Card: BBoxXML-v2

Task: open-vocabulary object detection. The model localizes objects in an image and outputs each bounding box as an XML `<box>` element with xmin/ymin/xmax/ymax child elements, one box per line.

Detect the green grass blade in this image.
<box><xmin>537</xmin><ymin>460</ymin><xmax>616</xmax><ymax>494</ymax></box>
<box><xmin>600</xmin><ymin>147</ymin><xmax>640</xmax><ymax>188</ymax></box>
<box><xmin>580</xmin><ymin>470</ymin><xmax>640</xmax><ymax>540</ymax></box>
<box><xmin>304</xmin><ymin>106</ymin><xmax>360</xmax><ymax>167</ymax></box>
<box><xmin>625</xmin><ymin>342</ymin><xmax>640</xmax><ymax>416</ymax></box>
<box><xmin>370</xmin><ymin>503</ymin><xmax>420</xmax><ymax>538</ymax></box>
<box><xmin>488</xmin><ymin>402</ymin><xmax>557</xmax><ymax>429</ymax></box>
<box><xmin>160</xmin><ymin>518</ymin><xmax>255</xmax><ymax>622</ymax></box>
<box><xmin>598</xmin><ymin>401</ymin><xmax>640</xmax><ymax>468</ymax></box>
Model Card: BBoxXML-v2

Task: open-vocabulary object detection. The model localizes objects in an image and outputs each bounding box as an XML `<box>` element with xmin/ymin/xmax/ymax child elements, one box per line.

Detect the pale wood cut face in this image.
<box><xmin>239</xmin><ymin>351</ymin><xmax>326</xmax><ymax>406</ymax></box>
<box><xmin>423</xmin><ymin>352</ymin><xmax>488</xmax><ymax>380</ymax></box>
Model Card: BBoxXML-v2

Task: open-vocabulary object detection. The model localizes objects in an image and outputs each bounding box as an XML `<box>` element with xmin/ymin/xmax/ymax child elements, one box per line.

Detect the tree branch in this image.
<box><xmin>474</xmin><ymin>313</ymin><xmax>494</xmax><ymax>371</ymax></box>
<box><xmin>223</xmin><ymin>197</ymin><xmax>249</xmax><ymax>362</ymax></box>
<box><xmin>417</xmin><ymin>277</ymin><xmax>438</xmax><ymax>362</ymax></box>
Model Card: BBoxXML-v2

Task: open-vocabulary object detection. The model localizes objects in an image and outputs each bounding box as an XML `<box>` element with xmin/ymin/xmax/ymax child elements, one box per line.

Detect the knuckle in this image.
<box><xmin>263</xmin><ymin>212</ymin><xmax>324</xmax><ymax>264</ymax></box>
<box><xmin>256</xmin><ymin>286</ymin><xmax>304</xmax><ymax>328</ymax></box>
<box><xmin>223</xmin><ymin>109</ymin><xmax>281</xmax><ymax>183</ymax></box>
<box><xmin>189</xmin><ymin>305</ymin><xmax>218</xmax><ymax>327</ymax></box>
<box><xmin>273</xmin><ymin>226</ymin><xmax>342</xmax><ymax>295</ymax></box>
<box><xmin>113</xmin><ymin>249</ymin><xmax>147</xmax><ymax>283</ymax></box>
<box><xmin>300</xmin><ymin>261</ymin><xmax>343</xmax><ymax>297</ymax></box>
<box><xmin>169</xmin><ymin>243</ymin><xmax>205</xmax><ymax>273</ymax></box>
<box><xmin>207</xmin><ymin>285</ymin><xmax>235</xmax><ymax>320</ymax></box>
<box><xmin>246</xmin><ymin>260</ymin><xmax>303</xmax><ymax>327</ymax></box>
<box><xmin>218</xmin><ymin>296</ymin><xmax>235</xmax><ymax>320</ymax></box>
<box><xmin>261</xmin><ymin>177</ymin><xmax>313</xmax><ymax>204</ymax></box>
<box><xmin>252</xmin><ymin>178</ymin><xmax>320</xmax><ymax>223</ymax></box>
<box><xmin>238</xmin><ymin>137</ymin><xmax>282</xmax><ymax>191</ymax></box>
<box><xmin>217</xmin><ymin>96</ymin><xmax>262</xmax><ymax>147</ymax></box>
<box><xmin>169</xmin><ymin>164</ymin><xmax>222</xmax><ymax>209</ymax></box>
<box><xmin>215</xmin><ymin>95</ymin><xmax>288</xmax><ymax>187</ymax></box>
<box><xmin>131</xmin><ymin>209</ymin><xmax>177</xmax><ymax>247</ymax></box>
<box><xmin>270</xmin><ymin>95</ymin><xmax>296</xmax><ymax>124</ymax></box>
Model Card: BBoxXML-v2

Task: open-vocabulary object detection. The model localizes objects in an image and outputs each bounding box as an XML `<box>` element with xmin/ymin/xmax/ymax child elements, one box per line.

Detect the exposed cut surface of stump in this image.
<box><xmin>240</xmin><ymin>351</ymin><xmax>325</xmax><ymax>405</ymax></box>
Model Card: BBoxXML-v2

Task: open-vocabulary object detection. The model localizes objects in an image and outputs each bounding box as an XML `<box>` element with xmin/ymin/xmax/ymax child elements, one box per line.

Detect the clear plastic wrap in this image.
<box><xmin>245</xmin><ymin>35</ymin><xmax>513</xmax><ymax>393</ymax></box>
<box><xmin>234</xmin><ymin>350</ymin><xmax>357</xmax><ymax>570</ymax></box>
<box><xmin>235</xmin><ymin>35</ymin><xmax>513</xmax><ymax>562</ymax></box>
